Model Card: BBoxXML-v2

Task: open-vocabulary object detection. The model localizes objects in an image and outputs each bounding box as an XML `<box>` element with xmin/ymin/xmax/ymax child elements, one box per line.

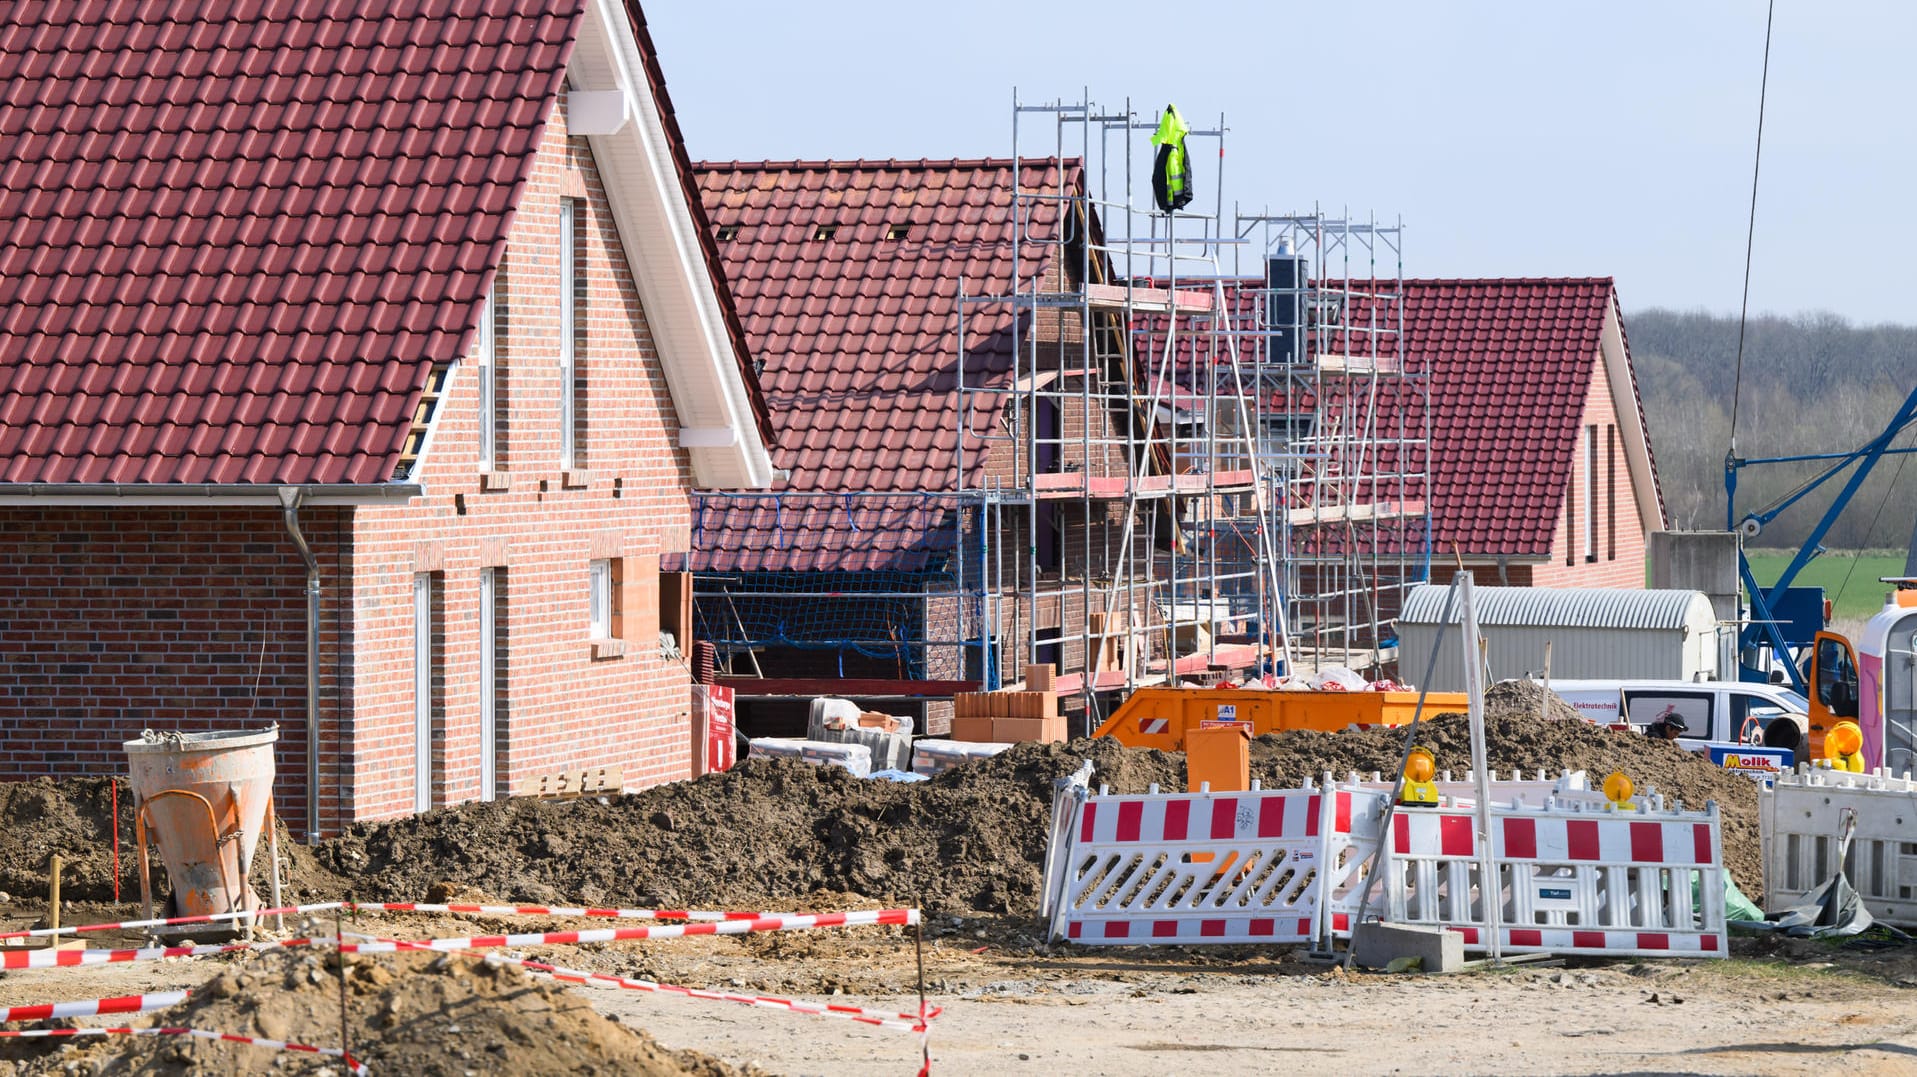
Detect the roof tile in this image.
<box><xmin>0</xmin><ymin>0</ymin><xmax>584</xmax><ymax>486</ymax></box>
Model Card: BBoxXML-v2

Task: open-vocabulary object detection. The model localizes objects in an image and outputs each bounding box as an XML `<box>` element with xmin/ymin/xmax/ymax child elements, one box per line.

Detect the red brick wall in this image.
<box><xmin>343</xmin><ymin>92</ymin><xmax>700</xmax><ymax>823</ymax></box>
<box><xmin>0</xmin><ymin>506</ymin><xmax>352</xmax><ymax>836</ymax></box>
<box><xmin>1531</xmin><ymin>344</ymin><xmax>1649</xmax><ymax>589</ymax></box>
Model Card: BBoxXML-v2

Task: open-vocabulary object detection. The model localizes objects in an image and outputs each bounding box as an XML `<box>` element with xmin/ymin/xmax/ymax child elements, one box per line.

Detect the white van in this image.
<box><xmin>1541</xmin><ymin>678</ymin><xmax>1810</xmax><ymax>778</ymax></box>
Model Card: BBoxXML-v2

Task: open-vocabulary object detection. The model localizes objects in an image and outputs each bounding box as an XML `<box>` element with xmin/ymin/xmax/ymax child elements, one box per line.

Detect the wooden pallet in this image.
<box><xmin>517</xmin><ymin>767</ymin><xmax>623</xmax><ymax>800</ymax></box>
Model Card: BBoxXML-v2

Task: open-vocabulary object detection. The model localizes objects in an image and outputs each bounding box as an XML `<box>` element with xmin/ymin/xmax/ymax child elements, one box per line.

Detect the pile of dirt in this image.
<box><xmin>7</xmin><ymin>949</ymin><xmax>755</xmax><ymax>1076</ymax></box>
<box><xmin>0</xmin><ymin>776</ymin><xmax>139</xmax><ymax>903</ymax></box>
<box><xmin>315</xmin><ymin>743</ymin><xmax>1133</xmax><ymax>918</ymax></box>
<box><xmin>0</xmin><ymin>775</ymin><xmax>337</xmax><ymax>906</ymax></box>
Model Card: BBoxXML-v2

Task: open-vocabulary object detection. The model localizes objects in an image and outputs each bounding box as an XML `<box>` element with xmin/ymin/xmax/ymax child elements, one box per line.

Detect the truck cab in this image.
<box><xmin>1849</xmin><ymin>590</ymin><xmax>1917</xmax><ymax>774</ymax></box>
<box><xmin>1543</xmin><ymin>678</ymin><xmax>1807</xmax><ymax>778</ymax></box>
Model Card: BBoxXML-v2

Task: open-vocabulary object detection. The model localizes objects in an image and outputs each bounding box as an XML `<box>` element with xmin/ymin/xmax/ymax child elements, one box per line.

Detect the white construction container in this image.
<box><xmin>1397</xmin><ymin>585</ymin><xmax>1722</xmax><ymax>691</ymax></box>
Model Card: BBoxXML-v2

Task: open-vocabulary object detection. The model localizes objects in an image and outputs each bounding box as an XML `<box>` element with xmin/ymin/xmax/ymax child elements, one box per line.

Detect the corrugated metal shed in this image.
<box><xmin>1397</xmin><ymin>585</ymin><xmax>1721</xmax><ymax>691</ymax></box>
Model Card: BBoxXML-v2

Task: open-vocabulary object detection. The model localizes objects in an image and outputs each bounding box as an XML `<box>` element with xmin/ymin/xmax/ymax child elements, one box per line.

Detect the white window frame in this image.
<box><xmin>589</xmin><ymin>558</ymin><xmax>612</xmax><ymax>639</ymax></box>
<box><xmin>412</xmin><ymin>573</ymin><xmax>433</xmax><ymax>814</ymax></box>
<box><xmin>476</xmin><ymin>291</ymin><xmax>497</xmax><ymax>473</ymax></box>
<box><xmin>479</xmin><ymin>567</ymin><xmax>498</xmax><ymax>801</ymax></box>
<box><xmin>1583</xmin><ymin>424</ymin><xmax>1598</xmax><ymax>562</ymax></box>
<box><xmin>559</xmin><ymin>199</ymin><xmax>577</xmax><ymax>470</ymax></box>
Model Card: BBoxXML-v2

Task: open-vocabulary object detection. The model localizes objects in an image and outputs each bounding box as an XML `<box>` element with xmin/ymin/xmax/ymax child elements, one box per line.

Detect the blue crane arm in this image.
<box><xmin>1727</xmin><ymin>383</ymin><xmax>1917</xmax><ymax>690</ymax></box>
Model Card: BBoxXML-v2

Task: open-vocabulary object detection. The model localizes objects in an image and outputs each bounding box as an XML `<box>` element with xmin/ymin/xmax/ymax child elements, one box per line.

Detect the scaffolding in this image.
<box><xmin>690</xmin><ymin>94</ymin><xmax>1430</xmax><ymax>721</ymax></box>
<box><xmin>1225</xmin><ymin>212</ymin><xmax>1433</xmax><ymax>670</ymax></box>
<box><xmin>950</xmin><ymin>93</ymin><xmax>1279</xmax><ymax>710</ymax></box>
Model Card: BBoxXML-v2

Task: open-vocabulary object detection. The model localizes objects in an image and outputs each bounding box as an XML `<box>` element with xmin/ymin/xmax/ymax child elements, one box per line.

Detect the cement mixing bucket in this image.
<box><xmin>124</xmin><ymin>726</ymin><xmax>279</xmax><ymax>930</ymax></box>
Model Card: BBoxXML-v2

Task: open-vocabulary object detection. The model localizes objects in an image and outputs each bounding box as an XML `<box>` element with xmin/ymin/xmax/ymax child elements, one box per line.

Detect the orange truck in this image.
<box><xmin>1093</xmin><ymin>685</ymin><xmax>1469</xmax><ymax>751</ymax></box>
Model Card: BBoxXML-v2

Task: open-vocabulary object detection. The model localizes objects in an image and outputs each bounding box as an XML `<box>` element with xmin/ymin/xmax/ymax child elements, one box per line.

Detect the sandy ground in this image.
<box><xmin>3</xmin><ymin>911</ymin><xmax>1916</xmax><ymax>1077</ymax></box>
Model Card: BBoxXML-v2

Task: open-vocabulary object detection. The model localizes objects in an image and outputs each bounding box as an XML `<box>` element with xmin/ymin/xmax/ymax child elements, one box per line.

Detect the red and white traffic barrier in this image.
<box><xmin>1047</xmin><ymin>782</ymin><xmax>1354</xmax><ymax>945</ymax></box>
<box><xmin>0</xmin><ymin>1026</ymin><xmax>366</xmax><ymax>1075</ymax></box>
<box><xmin>338</xmin><ymin>909</ymin><xmax>918</xmax><ymax>957</ymax></box>
<box><xmin>344</xmin><ymin>902</ymin><xmax>783</xmax><ymax>922</ymax></box>
<box><xmin>1331</xmin><ymin>802</ymin><xmax>1727</xmax><ymax>957</ymax></box>
<box><xmin>0</xmin><ymin>990</ymin><xmax>189</xmax><ymax>1022</ymax></box>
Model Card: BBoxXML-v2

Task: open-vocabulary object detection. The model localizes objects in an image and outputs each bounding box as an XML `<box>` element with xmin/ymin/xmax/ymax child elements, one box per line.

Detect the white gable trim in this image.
<box><xmin>562</xmin><ymin>1</ymin><xmax>773</xmax><ymax>490</ymax></box>
<box><xmin>1599</xmin><ymin>300</ymin><xmax>1665</xmax><ymax>534</ymax></box>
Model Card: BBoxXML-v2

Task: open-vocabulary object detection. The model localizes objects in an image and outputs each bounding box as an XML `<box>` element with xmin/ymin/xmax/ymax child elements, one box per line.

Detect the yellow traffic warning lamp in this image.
<box><xmin>1825</xmin><ymin>720</ymin><xmax>1866</xmax><ymax>773</ymax></box>
<box><xmin>1398</xmin><ymin>746</ymin><xmax>1440</xmax><ymax>807</ymax></box>
<box><xmin>1604</xmin><ymin>770</ymin><xmax>1636</xmax><ymax>812</ymax></box>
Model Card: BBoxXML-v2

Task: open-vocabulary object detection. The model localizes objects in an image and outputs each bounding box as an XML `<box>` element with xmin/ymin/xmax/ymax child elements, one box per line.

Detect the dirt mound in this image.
<box><xmin>0</xmin><ymin>776</ymin><xmax>138</xmax><ymax>903</ymax></box>
<box><xmin>316</xmin><ymin>744</ymin><xmax>1120</xmax><ymax>918</ymax></box>
<box><xmin>0</xmin><ymin>775</ymin><xmax>340</xmax><ymax>907</ymax></box>
<box><xmin>7</xmin><ymin>948</ymin><xmax>752</xmax><ymax>1076</ymax></box>
<box><xmin>315</xmin><ymin>680</ymin><xmax>1759</xmax><ymax>914</ymax></box>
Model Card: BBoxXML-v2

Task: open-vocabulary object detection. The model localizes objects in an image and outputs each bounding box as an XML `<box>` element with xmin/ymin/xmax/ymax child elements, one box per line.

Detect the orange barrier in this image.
<box><xmin>1094</xmin><ymin>687</ymin><xmax>1468</xmax><ymax>751</ymax></box>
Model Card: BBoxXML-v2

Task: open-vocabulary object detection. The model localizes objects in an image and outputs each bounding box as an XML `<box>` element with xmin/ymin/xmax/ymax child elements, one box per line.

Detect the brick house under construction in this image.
<box><xmin>688</xmin><ymin>158</ymin><xmax>1265</xmax><ymax>733</ymax></box>
<box><xmin>0</xmin><ymin>2</ymin><xmax>772</xmax><ymax>836</ymax></box>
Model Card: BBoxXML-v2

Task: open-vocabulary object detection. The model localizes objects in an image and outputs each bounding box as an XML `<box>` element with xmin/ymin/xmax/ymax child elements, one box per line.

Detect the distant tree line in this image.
<box><xmin>1629</xmin><ymin>308</ymin><xmax>1917</xmax><ymax>551</ymax></box>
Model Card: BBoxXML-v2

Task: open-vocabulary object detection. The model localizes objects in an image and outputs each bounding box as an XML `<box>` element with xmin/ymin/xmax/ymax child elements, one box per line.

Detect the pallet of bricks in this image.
<box><xmin>950</xmin><ymin>665</ymin><xmax>1063</xmax><ymax>744</ymax></box>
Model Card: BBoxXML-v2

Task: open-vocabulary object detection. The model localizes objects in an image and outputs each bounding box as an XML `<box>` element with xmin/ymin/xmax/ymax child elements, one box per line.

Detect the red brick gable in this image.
<box><xmin>0</xmin><ymin>2</ymin><xmax>581</xmax><ymax>485</ymax></box>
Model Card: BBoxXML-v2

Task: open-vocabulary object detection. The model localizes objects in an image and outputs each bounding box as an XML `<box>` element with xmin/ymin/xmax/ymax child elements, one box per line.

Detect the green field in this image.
<box><xmin>1744</xmin><ymin>549</ymin><xmax>1909</xmax><ymax>621</ymax></box>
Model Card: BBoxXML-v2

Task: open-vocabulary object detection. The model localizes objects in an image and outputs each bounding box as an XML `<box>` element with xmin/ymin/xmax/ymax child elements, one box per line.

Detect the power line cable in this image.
<box><xmin>1728</xmin><ymin>0</ymin><xmax>1776</xmax><ymax>453</ymax></box>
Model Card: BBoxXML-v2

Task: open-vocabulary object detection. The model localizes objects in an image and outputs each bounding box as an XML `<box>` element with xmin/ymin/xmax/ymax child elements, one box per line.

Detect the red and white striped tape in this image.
<box><xmin>0</xmin><ymin>1026</ymin><xmax>366</xmax><ymax>1075</ymax></box>
<box><xmin>3</xmin><ymin>908</ymin><xmax>918</xmax><ymax>971</ymax></box>
<box><xmin>0</xmin><ymin>903</ymin><xmax>344</xmax><ymax>942</ymax></box>
<box><xmin>344</xmin><ymin>902</ymin><xmax>782</xmax><ymax>922</ymax></box>
<box><xmin>338</xmin><ymin>909</ymin><xmax>919</xmax><ymax>957</ymax></box>
<box><xmin>0</xmin><ymin>990</ymin><xmax>189</xmax><ymax>1023</ymax></box>
<box><xmin>0</xmin><ymin>899</ymin><xmax>840</xmax><ymax>944</ymax></box>
<box><xmin>388</xmin><ymin>942</ymin><xmax>938</xmax><ymax>1034</ymax></box>
<box><xmin>0</xmin><ymin>937</ymin><xmax>321</xmax><ymax>971</ymax></box>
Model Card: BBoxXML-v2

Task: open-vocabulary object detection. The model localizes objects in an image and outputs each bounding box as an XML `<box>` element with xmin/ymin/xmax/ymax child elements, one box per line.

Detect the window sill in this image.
<box><xmin>590</xmin><ymin>638</ymin><xmax>626</xmax><ymax>660</ymax></box>
<box><xmin>480</xmin><ymin>471</ymin><xmax>512</xmax><ymax>492</ymax></box>
<box><xmin>561</xmin><ymin>469</ymin><xmax>594</xmax><ymax>489</ymax></box>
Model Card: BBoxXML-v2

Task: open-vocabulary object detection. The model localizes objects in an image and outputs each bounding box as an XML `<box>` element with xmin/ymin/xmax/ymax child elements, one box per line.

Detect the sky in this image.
<box><xmin>647</xmin><ymin>1</ymin><xmax>1917</xmax><ymax>325</ymax></box>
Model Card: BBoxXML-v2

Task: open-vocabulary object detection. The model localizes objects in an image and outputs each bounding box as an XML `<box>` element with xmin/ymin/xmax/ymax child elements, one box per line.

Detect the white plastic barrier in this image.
<box><xmin>1042</xmin><ymin>773</ymin><xmax>1728</xmax><ymax>957</ymax></box>
<box><xmin>1038</xmin><ymin>762</ymin><xmax>1093</xmax><ymax>922</ymax></box>
<box><xmin>1330</xmin><ymin>799</ymin><xmax>1727</xmax><ymax>957</ymax></box>
<box><xmin>1762</xmin><ymin>766</ymin><xmax>1917</xmax><ymax>928</ymax></box>
<box><xmin>1046</xmin><ymin>781</ymin><xmax>1375</xmax><ymax>946</ymax></box>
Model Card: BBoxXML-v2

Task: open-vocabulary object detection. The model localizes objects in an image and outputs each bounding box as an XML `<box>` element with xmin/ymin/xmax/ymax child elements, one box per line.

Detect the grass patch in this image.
<box><xmin>1745</xmin><ymin>549</ymin><xmax>1908</xmax><ymax>621</ymax></box>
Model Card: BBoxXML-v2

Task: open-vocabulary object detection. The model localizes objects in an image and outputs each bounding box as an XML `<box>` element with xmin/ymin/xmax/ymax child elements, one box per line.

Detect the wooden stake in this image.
<box><xmin>914</xmin><ymin>905</ymin><xmax>930</xmax><ymax>1075</ymax></box>
<box><xmin>48</xmin><ymin>854</ymin><xmax>62</xmax><ymax>935</ymax></box>
<box><xmin>336</xmin><ymin>903</ymin><xmax>351</xmax><ymax>1060</ymax></box>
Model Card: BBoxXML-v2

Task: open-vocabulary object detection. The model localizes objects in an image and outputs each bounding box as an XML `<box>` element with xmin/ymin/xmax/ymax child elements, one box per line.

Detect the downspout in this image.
<box><xmin>278</xmin><ymin>489</ymin><xmax>322</xmax><ymax>845</ymax></box>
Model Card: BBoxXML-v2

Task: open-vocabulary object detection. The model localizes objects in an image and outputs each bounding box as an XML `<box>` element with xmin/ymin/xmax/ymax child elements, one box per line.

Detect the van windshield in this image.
<box><xmin>1776</xmin><ymin>688</ymin><xmax>1809</xmax><ymax>712</ymax></box>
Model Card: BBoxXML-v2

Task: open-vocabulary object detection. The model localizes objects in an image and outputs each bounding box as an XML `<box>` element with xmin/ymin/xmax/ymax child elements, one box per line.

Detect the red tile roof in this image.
<box><xmin>690</xmin><ymin>158</ymin><xmax>1079</xmax><ymax>570</ymax></box>
<box><xmin>1149</xmin><ymin>276</ymin><xmax>1658</xmax><ymax>558</ymax></box>
<box><xmin>0</xmin><ymin>1</ymin><xmax>582</xmax><ymax>485</ymax></box>
<box><xmin>1406</xmin><ymin>278</ymin><xmax>1646</xmax><ymax>557</ymax></box>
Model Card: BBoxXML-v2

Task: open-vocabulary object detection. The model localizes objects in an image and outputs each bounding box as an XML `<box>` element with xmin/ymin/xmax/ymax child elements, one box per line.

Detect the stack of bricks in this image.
<box><xmin>950</xmin><ymin>665</ymin><xmax>1064</xmax><ymax>744</ymax></box>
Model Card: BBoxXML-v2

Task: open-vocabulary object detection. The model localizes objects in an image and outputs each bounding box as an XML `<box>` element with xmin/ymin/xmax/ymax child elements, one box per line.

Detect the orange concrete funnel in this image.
<box><xmin>123</xmin><ymin>727</ymin><xmax>278</xmax><ymax>925</ymax></box>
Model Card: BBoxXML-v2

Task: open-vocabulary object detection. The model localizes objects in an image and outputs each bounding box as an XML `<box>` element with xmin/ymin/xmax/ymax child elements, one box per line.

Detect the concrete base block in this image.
<box><xmin>1351</xmin><ymin>921</ymin><xmax>1466</xmax><ymax>973</ymax></box>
